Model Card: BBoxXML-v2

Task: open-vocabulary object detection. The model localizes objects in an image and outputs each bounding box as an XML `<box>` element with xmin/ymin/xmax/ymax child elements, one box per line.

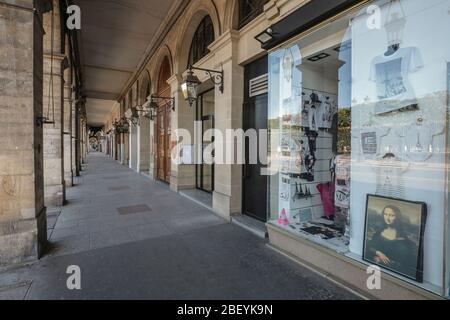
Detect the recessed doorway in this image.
<box><xmin>196</xmin><ymin>89</ymin><xmax>215</xmax><ymax>193</ymax></box>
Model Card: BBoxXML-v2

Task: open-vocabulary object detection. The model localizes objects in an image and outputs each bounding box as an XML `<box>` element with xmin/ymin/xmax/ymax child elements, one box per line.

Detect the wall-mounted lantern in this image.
<box><xmin>181</xmin><ymin>66</ymin><xmax>224</xmax><ymax>107</ymax></box>
<box><xmin>113</xmin><ymin>116</ymin><xmax>130</xmax><ymax>134</ymax></box>
<box><xmin>135</xmin><ymin>94</ymin><xmax>174</xmax><ymax>121</ymax></box>
<box><xmin>150</xmin><ymin>95</ymin><xmax>175</xmax><ymax>112</ymax></box>
<box><xmin>255</xmin><ymin>27</ymin><xmax>274</xmax><ymax>45</ymax></box>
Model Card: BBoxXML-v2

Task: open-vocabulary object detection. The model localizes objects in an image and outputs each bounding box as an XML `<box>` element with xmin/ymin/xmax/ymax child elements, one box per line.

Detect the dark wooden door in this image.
<box><xmin>156</xmin><ymin>57</ymin><xmax>172</xmax><ymax>183</ymax></box>
<box><xmin>243</xmin><ymin>96</ymin><xmax>268</xmax><ymax>221</ymax></box>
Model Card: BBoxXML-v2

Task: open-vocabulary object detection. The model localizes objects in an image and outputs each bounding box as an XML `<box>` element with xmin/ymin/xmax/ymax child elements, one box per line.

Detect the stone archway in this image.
<box><xmin>173</xmin><ymin>0</ymin><xmax>221</xmax><ymax>75</ymax></box>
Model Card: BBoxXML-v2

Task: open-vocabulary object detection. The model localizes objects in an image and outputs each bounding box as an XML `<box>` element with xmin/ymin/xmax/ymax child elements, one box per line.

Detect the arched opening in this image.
<box><xmin>138</xmin><ymin>71</ymin><xmax>151</xmax><ymax>173</ymax></box>
<box><xmin>156</xmin><ymin>56</ymin><xmax>172</xmax><ymax>183</ymax></box>
<box><xmin>238</xmin><ymin>0</ymin><xmax>269</xmax><ymax>29</ymax></box>
<box><xmin>130</xmin><ymin>85</ymin><xmax>139</xmax><ymax>170</ymax></box>
<box><xmin>187</xmin><ymin>15</ymin><xmax>215</xmax><ymax>67</ymax></box>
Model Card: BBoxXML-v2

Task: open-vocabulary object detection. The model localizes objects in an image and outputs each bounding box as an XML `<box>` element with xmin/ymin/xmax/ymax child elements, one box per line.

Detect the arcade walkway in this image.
<box><xmin>0</xmin><ymin>154</ymin><xmax>358</xmax><ymax>300</ymax></box>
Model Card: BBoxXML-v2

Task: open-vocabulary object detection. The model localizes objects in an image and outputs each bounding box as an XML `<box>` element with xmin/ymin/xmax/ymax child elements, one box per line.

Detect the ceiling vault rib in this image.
<box><xmin>84</xmin><ymin>64</ymin><xmax>134</xmax><ymax>74</ymax></box>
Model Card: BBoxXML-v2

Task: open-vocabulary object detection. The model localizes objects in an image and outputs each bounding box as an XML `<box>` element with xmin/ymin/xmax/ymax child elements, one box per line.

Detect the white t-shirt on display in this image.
<box><xmin>395</xmin><ymin>119</ymin><xmax>445</xmax><ymax>162</ymax></box>
<box><xmin>371</xmin><ymin>155</ymin><xmax>410</xmax><ymax>200</ymax></box>
<box><xmin>369</xmin><ymin>47</ymin><xmax>424</xmax><ymax>115</ymax></box>
<box><xmin>352</xmin><ymin>125</ymin><xmax>391</xmax><ymax>160</ymax></box>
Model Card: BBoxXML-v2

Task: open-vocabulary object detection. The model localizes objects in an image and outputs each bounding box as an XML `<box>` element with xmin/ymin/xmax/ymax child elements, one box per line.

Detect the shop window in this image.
<box><xmin>267</xmin><ymin>0</ymin><xmax>450</xmax><ymax>297</ymax></box>
<box><xmin>188</xmin><ymin>16</ymin><xmax>215</xmax><ymax>67</ymax></box>
<box><xmin>238</xmin><ymin>0</ymin><xmax>269</xmax><ymax>29</ymax></box>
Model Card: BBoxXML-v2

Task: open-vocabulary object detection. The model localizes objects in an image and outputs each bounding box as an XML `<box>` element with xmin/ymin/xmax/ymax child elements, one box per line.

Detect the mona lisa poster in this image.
<box><xmin>363</xmin><ymin>195</ymin><xmax>427</xmax><ymax>283</ymax></box>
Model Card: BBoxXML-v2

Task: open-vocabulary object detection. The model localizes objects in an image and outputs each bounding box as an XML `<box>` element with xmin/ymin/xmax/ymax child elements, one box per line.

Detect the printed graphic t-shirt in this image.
<box><xmin>369</xmin><ymin>47</ymin><xmax>423</xmax><ymax>115</ymax></box>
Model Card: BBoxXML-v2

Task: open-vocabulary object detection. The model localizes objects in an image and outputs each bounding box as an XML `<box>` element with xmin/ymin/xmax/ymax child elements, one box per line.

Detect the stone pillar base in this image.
<box><xmin>44</xmin><ymin>184</ymin><xmax>65</xmax><ymax>207</ymax></box>
<box><xmin>0</xmin><ymin>208</ymin><xmax>47</xmax><ymax>267</ymax></box>
<box><xmin>64</xmin><ymin>173</ymin><xmax>73</xmax><ymax>188</ymax></box>
<box><xmin>212</xmin><ymin>191</ymin><xmax>233</xmax><ymax>222</ymax></box>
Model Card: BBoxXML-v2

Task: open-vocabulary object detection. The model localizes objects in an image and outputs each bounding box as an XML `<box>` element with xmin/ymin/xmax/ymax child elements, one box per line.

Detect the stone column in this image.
<box><xmin>43</xmin><ymin>0</ymin><xmax>65</xmax><ymax>207</ymax></box>
<box><xmin>0</xmin><ymin>0</ymin><xmax>52</xmax><ymax>266</ymax></box>
<box><xmin>124</xmin><ymin>132</ymin><xmax>130</xmax><ymax>166</ymax></box>
<box><xmin>74</xmin><ymin>99</ymin><xmax>81</xmax><ymax>175</ymax></box>
<box><xmin>138</xmin><ymin>117</ymin><xmax>151</xmax><ymax>173</ymax></box>
<box><xmin>130</xmin><ymin>123</ymin><xmax>138</xmax><ymax>170</ymax></box>
<box><xmin>71</xmin><ymin>91</ymin><xmax>77</xmax><ymax>178</ymax></box>
<box><xmin>210</xmin><ymin>31</ymin><xmax>244</xmax><ymax>220</ymax></box>
<box><xmin>167</xmin><ymin>74</ymin><xmax>196</xmax><ymax>192</ymax></box>
<box><xmin>63</xmin><ymin>37</ymin><xmax>73</xmax><ymax>187</ymax></box>
<box><xmin>81</xmin><ymin>117</ymin><xmax>87</xmax><ymax>160</ymax></box>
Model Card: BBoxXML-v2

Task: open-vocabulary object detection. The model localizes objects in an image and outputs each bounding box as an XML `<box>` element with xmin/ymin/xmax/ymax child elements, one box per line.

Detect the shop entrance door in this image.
<box><xmin>196</xmin><ymin>89</ymin><xmax>215</xmax><ymax>193</ymax></box>
<box><xmin>243</xmin><ymin>56</ymin><xmax>268</xmax><ymax>222</ymax></box>
<box><xmin>156</xmin><ymin>57</ymin><xmax>171</xmax><ymax>183</ymax></box>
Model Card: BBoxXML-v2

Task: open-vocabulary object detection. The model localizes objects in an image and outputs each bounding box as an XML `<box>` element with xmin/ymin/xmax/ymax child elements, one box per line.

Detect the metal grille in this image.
<box><xmin>249</xmin><ymin>73</ymin><xmax>268</xmax><ymax>97</ymax></box>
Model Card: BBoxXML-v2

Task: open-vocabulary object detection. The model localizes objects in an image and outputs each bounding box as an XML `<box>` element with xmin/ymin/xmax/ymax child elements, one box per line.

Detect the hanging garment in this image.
<box><xmin>395</xmin><ymin>118</ymin><xmax>445</xmax><ymax>162</ymax></box>
<box><xmin>352</xmin><ymin>125</ymin><xmax>390</xmax><ymax>160</ymax></box>
<box><xmin>317</xmin><ymin>182</ymin><xmax>335</xmax><ymax>218</ymax></box>
<box><xmin>308</xmin><ymin>104</ymin><xmax>319</xmax><ymax>131</ymax></box>
<box><xmin>373</xmin><ymin>154</ymin><xmax>409</xmax><ymax>199</ymax></box>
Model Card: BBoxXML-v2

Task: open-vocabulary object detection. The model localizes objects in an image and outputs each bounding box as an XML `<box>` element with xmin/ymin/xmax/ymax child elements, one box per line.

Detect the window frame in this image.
<box><xmin>238</xmin><ymin>0</ymin><xmax>269</xmax><ymax>29</ymax></box>
<box><xmin>188</xmin><ymin>16</ymin><xmax>215</xmax><ymax>67</ymax></box>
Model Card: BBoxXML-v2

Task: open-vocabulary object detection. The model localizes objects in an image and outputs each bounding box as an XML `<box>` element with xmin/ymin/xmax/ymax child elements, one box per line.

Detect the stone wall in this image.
<box><xmin>63</xmin><ymin>35</ymin><xmax>73</xmax><ymax>187</ymax></box>
<box><xmin>43</xmin><ymin>0</ymin><xmax>65</xmax><ymax>207</ymax></box>
<box><xmin>0</xmin><ymin>0</ymin><xmax>51</xmax><ymax>266</ymax></box>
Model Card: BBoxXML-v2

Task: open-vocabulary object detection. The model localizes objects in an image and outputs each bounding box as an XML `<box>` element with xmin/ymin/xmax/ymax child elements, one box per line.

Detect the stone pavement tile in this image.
<box><xmin>0</xmin><ymin>282</ymin><xmax>31</xmax><ymax>300</ymax></box>
<box><xmin>162</xmin><ymin>214</ymin><xmax>227</xmax><ymax>235</ymax></box>
<box><xmin>90</xmin><ymin>228</ymin><xmax>134</xmax><ymax>250</ymax></box>
<box><xmin>117</xmin><ymin>204</ymin><xmax>151</xmax><ymax>215</ymax></box>
<box><xmin>94</xmin><ymin>218</ymin><xmax>137</xmax><ymax>232</ymax></box>
<box><xmin>127</xmin><ymin>222</ymin><xmax>173</xmax><ymax>242</ymax></box>
<box><xmin>80</xmin><ymin>217</ymin><xmax>120</xmax><ymax>233</ymax></box>
<box><xmin>50</xmin><ymin>225</ymin><xmax>90</xmax><ymax>241</ymax></box>
<box><xmin>47</xmin><ymin>215</ymin><xmax>59</xmax><ymax>229</ymax></box>
<box><xmin>54</xmin><ymin>218</ymin><xmax>79</xmax><ymax>230</ymax></box>
<box><xmin>57</xmin><ymin>209</ymin><xmax>102</xmax><ymax>222</ymax></box>
<box><xmin>47</xmin><ymin>233</ymin><xmax>91</xmax><ymax>257</ymax></box>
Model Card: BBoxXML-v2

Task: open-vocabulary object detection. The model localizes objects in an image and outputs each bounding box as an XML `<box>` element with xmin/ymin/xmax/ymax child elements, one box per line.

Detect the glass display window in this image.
<box><xmin>267</xmin><ymin>0</ymin><xmax>450</xmax><ymax>297</ymax></box>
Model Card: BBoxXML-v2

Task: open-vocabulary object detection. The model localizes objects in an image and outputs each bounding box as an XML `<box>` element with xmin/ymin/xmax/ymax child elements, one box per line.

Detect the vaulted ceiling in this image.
<box><xmin>73</xmin><ymin>0</ymin><xmax>182</xmax><ymax>126</ymax></box>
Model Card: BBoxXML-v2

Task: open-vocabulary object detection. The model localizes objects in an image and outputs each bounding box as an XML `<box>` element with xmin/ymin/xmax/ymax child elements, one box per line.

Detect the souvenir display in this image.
<box><xmin>373</xmin><ymin>152</ymin><xmax>409</xmax><ymax>200</ymax></box>
<box><xmin>363</xmin><ymin>195</ymin><xmax>427</xmax><ymax>282</ymax></box>
<box><xmin>268</xmin><ymin>0</ymin><xmax>450</xmax><ymax>296</ymax></box>
<box><xmin>395</xmin><ymin>116</ymin><xmax>445</xmax><ymax>162</ymax></box>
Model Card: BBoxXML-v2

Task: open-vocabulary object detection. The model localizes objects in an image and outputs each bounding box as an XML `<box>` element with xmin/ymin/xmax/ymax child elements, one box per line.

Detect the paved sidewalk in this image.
<box><xmin>0</xmin><ymin>153</ymin><xmax>358</xmax><ymax>300</ymax></box>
